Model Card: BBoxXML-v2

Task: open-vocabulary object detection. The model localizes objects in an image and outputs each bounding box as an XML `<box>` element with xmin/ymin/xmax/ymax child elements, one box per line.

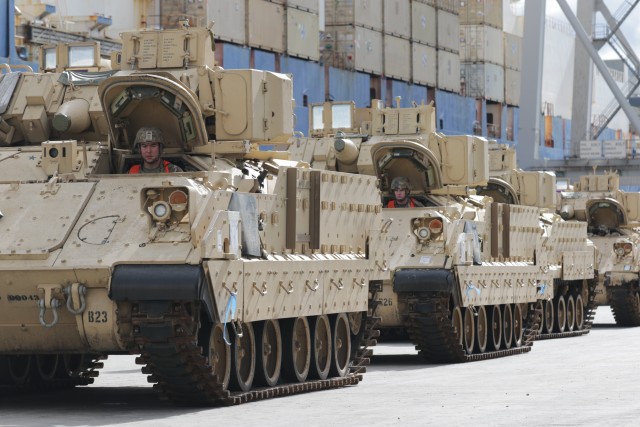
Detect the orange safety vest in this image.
<box><xmin>129</xmin><ymin>160</ymin><xmax>171</xmax><ymax>174</ymax></box>
<box><xmin>387</xmin><ymin>198</ymin><xmax>418</xmax><ymax>208</ymax></box>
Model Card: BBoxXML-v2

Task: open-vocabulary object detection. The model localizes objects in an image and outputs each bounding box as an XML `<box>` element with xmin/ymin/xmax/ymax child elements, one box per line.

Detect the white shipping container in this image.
<box><xmin>505</xmin><ymin>68</ymin><xmax>521</xmax><ymax>105</ymax></box>
<box><xmin>411</xmin><ymin>2</ymin><xmax>436</xmax><ymax>46</ymax></box>
<box><xmin>247</xmin><ymin>0</ymin><xmax>285</xmax><ymax>53</ymax></box>
<box><xmin>436</xmin><ymin>0</ymin><xmax>458</xmax><ymax>14</ymax></box>
<box><xmin>207</xmin><ymin>0</ymin><xmax>246</xmax><ymax>45</ymax></box>
<box><xmin>504</xmin><ymin>33</ymin><xmax>522</xmax><ymax>71</ymax></box>
<box><xmin>325</xmin><ymin>0</ymin><xmax>383</xmax><ymax>31</ymax></box>
<box><xmin>437</xmin><ymin>9</ymin><xmax>459</xmax><ymax>53</ymax></box>
<box><xmin>412</xmin><ymin>42</ymin><xmax>437</xmax><ymax>86</ymax></box>
<box><xmin>437</xmin><ymin>49</ymin><xmax>461</xmax><ymax>93</ymax></box>
<box><xmin>287</xmin><ymin>0</ymin><xmax>320</xmax><ymax>13</ymax></box>
<box><xmin>384</xmin><ymin>0</ymin><xmax>411</xmax><ymax>39</ymax></box>
<box><xmin>384</xmin><ymin>35</ymin><xmax>411</xmax><ymax>81</ymax></box>
<box><xmin>458</xmin><ymin>0</ymin><xmax>502</xmax><ymax>28</ymax></box>
<box><xmin>287</xmin><ymin>8</ymin><xmax>320</xmax><ymax>60</ymax></box>
<box><xmin>333</xmin><ymin>25</ymin><xmax>384</xmax><ymax>75</ymax></box>
<box><xmin>461</xmin><ymin>62</ymin><xmax>504</xmax><ymax>102</ymax></box>
<box><xmin>459</xmin><ymin>25</ymin><xmax>504</xmax><ymax>66</ymax></box>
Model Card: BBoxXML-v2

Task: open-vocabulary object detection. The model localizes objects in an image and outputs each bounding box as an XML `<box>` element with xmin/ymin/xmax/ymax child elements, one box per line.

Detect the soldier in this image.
<box><xmin>387</xmin><ymin>176</ymin><xmax>424</xmax><ymax>208</ymax></box>
<box><xmin>128</xmin><ymin>127</ymin><xmax>183</xmax><ymax>173</ymax></box>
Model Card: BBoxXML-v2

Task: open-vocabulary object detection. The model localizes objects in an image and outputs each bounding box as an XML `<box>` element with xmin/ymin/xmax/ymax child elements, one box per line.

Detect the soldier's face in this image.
<box><xmin>140</xmin><ymin>142</ymin><xmax>161</xmax><ymax>164</ymax></box>
<box><xmin>394</xmin><ymin>188</ymin><xmax>408</xmax><ymax>203</ymax></box>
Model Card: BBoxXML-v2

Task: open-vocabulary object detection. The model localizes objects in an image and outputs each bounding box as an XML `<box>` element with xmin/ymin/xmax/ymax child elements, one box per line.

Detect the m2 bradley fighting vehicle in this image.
<box><xmin>475</xmin><ymin>141</ymin><xmax>599</xmax><ymax>338</ymax></box>
<box><xmin>0</xmin><ymin>26</ymin><xmax>387</xmax><ymax>405</ymax></box>
<box><xmin>290</xmin><ymin>100</ymin><xmax>596</xmax><ymax>361</ymax></box>
<box><xmin>558</xmin><ymin>172</ymin><xmax>640</xmax><ymax>326</ymax></box>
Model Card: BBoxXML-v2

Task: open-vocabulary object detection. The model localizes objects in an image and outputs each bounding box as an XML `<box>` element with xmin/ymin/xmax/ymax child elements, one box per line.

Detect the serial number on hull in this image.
<box><xmin>87</xmin><ymin>311</ymin><xmax>108</xmax><ymax>323</ymax></box>
<box><xmin>6</xmin><ymin>294</ymin><xmax>39</xmax><ymax>302</ymax></box>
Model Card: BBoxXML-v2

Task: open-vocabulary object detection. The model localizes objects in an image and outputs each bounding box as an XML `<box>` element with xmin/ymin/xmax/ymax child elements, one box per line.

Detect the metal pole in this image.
<box><xmin>517</xmin><ymin>0</ymin><xmax>546</xmax><ymax>169</ymax></box>
<box><xmin>557</xmin><ymin>0</ymin><xmax>640</xmax><ymax>134</ymax></box>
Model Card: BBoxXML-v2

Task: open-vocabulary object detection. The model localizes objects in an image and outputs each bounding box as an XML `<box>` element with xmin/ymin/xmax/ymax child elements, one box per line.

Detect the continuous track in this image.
<box><xmin>536</xmin><ymin>278</ymin><xmax>598</xmax><ymax>340</ymax></box>
<box><xmin>609</xmin><ymin>282</ymin><xmax>640</xmax><ymax>327</ymax></box>
<box><xmin>119</xmin><ymin>283</ymin><xmax>382</xmax><ymax>406</ymax></box>
<box><xmin>401</xmin><ymin>291</ymin><xmax>541</xmax><ymax>363</ymax></box>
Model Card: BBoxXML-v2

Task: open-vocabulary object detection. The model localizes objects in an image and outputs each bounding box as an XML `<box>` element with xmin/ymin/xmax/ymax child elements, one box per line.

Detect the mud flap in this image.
<box><xmin>109</xmin><ymin>264</ymin><xmax>216</xmax><ymax>322</ymax></box>
<box><xmin>393</xmin><ymin>269</ymin><xmax>455</xmax><ymax>293</ymax></box>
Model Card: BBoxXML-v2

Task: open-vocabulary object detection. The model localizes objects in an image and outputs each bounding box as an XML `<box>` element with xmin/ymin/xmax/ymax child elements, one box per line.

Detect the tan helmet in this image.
<box><xmin>134</xmin><ymin>127</ymin><xmax>164</xmax><ymax>152</ymax></box>
<box><xmin>390</xmin><ymin>176</ymin><xmax>410</xmax><ymax>193</ymax></box>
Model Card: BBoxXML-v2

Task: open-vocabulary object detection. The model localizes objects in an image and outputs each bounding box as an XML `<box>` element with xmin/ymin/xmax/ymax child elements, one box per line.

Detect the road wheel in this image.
<box><xmin>566</xmin><ymin>295</ymin><xmax>576</xmax><ymax>332</ymax></box>
<box><xmin>503</xmin><ymin>304</ymin><xmax>513</xmax><ymax>349</ymax></box>
<box><xmin>255</xmin><ymin>319</ymin><xmax>282</xmax><ymax>387</ymax></box>
<box><xmin>555</xmin><ymin>295</ymin><xmax>567</xmax><ymax>333</ymax></box>
<box><xmin>451</xmin><ymin>306</ymin><xmax>463</xmax><ymax>346</ymax></box>
<box><xmin>544</xmin><ymin>299</ymin><xmax>555</xmax><ymax>334</ymax></box>
<box><xmin>283</xmin><ymin>317</ymin><xmax>311</xmax><ymax>382</ymax></box>
<box><xmin>310</xmin><ymin>315</ymin><xmax>332</xmax><ymax>380</ymax></box>
<box><xmin>574</xmin><ymin>294</ymin><xmax>585</xmax><ymax>330</ymax></box>
<box><xmin>489</xmin><ymin>305</ymin><xmax>502</xmax><ymax>351</ymax></box>
<box><xmin>330</xmin><ymin>313</ymin><xmax>351</xmax><ymax>378</ymax></box>
<box><xmin>230</xmin><ymin>321</ymin><xmax>255</xmax><ymax>392</ymax></box>
<box><xmin>463</xmin><ymin>307</ymin><xmax>475</xmax><ymax>354</ymax></box>
<box><xmin>513</xmin><ymin>304</ymin><xmax>524</xmax><ymax>347</ymax></box>
<box><xmin>475</xmin><ymin>306</ymin><xmax>488</xmax><ymax>354</ymax></box>
<box><xmin>208</xmin><ymin>323</ymin><xmax>230</xmax><ymax>390</ymax></box>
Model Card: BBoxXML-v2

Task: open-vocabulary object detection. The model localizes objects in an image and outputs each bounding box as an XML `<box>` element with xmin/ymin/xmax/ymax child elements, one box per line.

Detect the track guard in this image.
<box><xmin>393</xmin><ymin>269</ymin><xmax>455</xmax><ymax>293</ymax></box>
<box><xmin>109</xmin><ymin>264</ymin><xmax>216</xmax><ymax>321</ymax></box>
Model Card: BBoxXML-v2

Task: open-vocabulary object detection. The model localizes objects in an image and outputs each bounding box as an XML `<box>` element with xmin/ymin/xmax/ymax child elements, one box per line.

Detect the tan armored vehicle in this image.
<box><xmin>475</xmin><ymin>142</ymin><xmax>599</xmax><ymax>338</ymax></box>
<box><xmin>558</xmin><ymin>172</ymin><xmax>640</xmax><ymax>326</ymax></box>
<box><xmin>0</xmin><ymin>27</ymin><xmax>387</xmax><ymax>405</ymax></box>
<box><xmin>290</xmin><ymin>100</ymin><xmax>596</xmax><ymax>361</ymax></box>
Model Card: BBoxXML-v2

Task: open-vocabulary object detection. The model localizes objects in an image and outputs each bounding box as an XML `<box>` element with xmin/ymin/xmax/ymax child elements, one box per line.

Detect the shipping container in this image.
<box><xmin>458</xmin><ymin>0</ymin><xmax>502</xmax><ymax>29</ymax></box>
<box><xmin>208</xmin><ymin>0</ymin><xmax>245</xmax><ymax>45</ymax></box>
<box><xmin>384</xmin><ymin>35</ymin><xmax>411</xmax><ymax>81</ymax></box>
<box><xmin>436</xmin><ymin>0</ymin><xmax>459</xmax><ymax>14</ymax></box>
<box><xmin>287</xmin><ymin>7</ymin><xmax>320</xmax><ymax>60</ymax></box>
<box><xmin>287</xmin><ymin>0</ymin><xmax>320</xmax><ymax>13</ymax></box>
<box><xmin>437</xmin><ymin>49</ymin><xmax>461</xmax><ymax>93</ymax></box>
<box><xmin>459</xmin><ymin>25</ymin><xmax>504</xmax><ymax>66</ymax></box>
<box><xmin>383</xmin><ymin>0</ymin><xmax>411</xmax><ymax>39</ymax></box>
<box><xmin>436</xmin><ymin>9</ymin><xmax>459</xmax><ymax>53</ymax></box>
<box><xmin>325</xmin><ymin>0</ymin><xmax>383</xmax><ymax>31</ymax></box>
<box><xmin>160</xmin><ymin>0</ymin><xmax>206</xmax><ymax>29</ymax></box>
<box><xmin>215</xmin><ymin>42</ymin><xmax>251</xmax><ymax>69</ymax></box>
<box><xmin>412</xmin><ymin>42</ymin><xmax>437</xmax><ymax>86</ymax></box>
<box><xmin>329</xmin><ymin>25</ymin><xmax>384</xmax><ymax>75</ymax></box>
<box><xmin>329</xmin><ymin>68</ymin><xmax>372</xmax><ymax>106</ymax></box>
<box><xmin>505</xmin><ymin>68</ymin><xmax>521</xmax><ymax>106</ymax></box>
<box><xmin>247</xmin><ymin>0</ymin><xmax>285</xmax><ymax>53</ymax></box>
<box><xmin>461</xmin><ymin>62</ymin><xmax>505</xmax><ymax>102</ymax></box>
<box><xmin>504</xmin><ymin>32</ymin><xmax>522</xmax><ymax>70</ymax></box>
<box><xmin>411</xmin><ymin>2</ymin><xmax>437</xmax><ymax>47</ymax></box>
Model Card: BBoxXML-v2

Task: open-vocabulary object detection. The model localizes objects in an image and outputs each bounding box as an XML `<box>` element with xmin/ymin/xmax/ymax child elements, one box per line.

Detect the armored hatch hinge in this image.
<box><xmin>41</xmin><ymin>175</ymin><xmax>60</xmax><ymax>195</ymax></box>
<box><xmin>262</xmin><ymin>81</ymin><xmax>268</xmax><ymax>93</ymax></box>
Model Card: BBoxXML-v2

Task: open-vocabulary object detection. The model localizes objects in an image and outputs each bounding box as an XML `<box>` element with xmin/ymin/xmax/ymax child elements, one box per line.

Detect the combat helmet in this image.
<box><xmin>134</xmin><ymin>127</ymin><xmax>165</xmax><ymax>152</ymax></box>
<box><xmin>390</xmin><ymin>176</ymin><xmax>411</xmax><ymax>193</ymax></box>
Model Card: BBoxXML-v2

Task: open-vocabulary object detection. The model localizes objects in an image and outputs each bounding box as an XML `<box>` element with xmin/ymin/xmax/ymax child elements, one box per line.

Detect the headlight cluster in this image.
<box><xmin>413</xmin><ymin>216</ymin><xmax>444</xmax><ymax>242</ymax></box>
<box><xmin>613</xmin><ymin>240</ymin><xmax>633</xmax><ymax>257</ymax></box>
<box><xmin>145</xmin><ymin>187</ymin><xmax>189</xmax><ymax>224</ymax></box>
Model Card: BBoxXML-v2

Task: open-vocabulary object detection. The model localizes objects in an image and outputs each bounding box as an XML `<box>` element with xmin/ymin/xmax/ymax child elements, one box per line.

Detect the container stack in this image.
<box><xmin>435</xmin><ymin>0</ymin><xmax>461</xmax><ymax>93</ymax></box>
<box><xmin>503</xmin><ymin>32</ymin><xmax>522</xmax><ymax>106</ymax></box>
<box><xmin>383</xmin><ymin>0</ymin><xmax>411</xmax><ymax>82</ymax></box>
<box><xmin>324</xmin><ymin>0</ymin><xmax>384</xmax><ymax>75</ymax></box>
<box><xmin>458</xmin><ymin>0</ymin><xmax>504</xmax><ymax>103</ymax></box>
<box><xmin>412</xmin><ymin>1</ymin><xmax>438</xmax><ymax>87</ymax></box>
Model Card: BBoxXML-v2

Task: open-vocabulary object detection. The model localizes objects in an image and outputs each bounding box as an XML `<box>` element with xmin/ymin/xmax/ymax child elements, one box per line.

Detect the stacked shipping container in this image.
<box><xmin>458</xmin><ymin>0</ymin><xmax>504</xmax><ymax>103</ymax></box>
<box><xmin>504</xmin><ymin>32</ymin><xmax>523</xmax><ymax>106</ymax></box>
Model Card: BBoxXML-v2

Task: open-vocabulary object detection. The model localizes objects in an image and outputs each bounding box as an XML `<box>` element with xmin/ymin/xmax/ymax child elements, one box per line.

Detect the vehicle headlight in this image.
<box><xmin>151</xmin><ymin>201</ymin><xmax>171</xmax><ymax>222</ymax></box>
<box><xmin>613</xmin><ymin>241</ymin><xmax>633</xmax><ymax>257</ymax></box>
<box><xmin>413</xmin><ymin>216</ymin><xmax>444</xmax><ymax>241</ymax></box>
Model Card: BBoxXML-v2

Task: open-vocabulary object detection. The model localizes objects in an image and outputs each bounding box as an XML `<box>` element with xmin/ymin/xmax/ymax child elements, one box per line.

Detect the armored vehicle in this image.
<box><xmin>290</xmin><ymin>100</ymin><xmax>596</xmax><ymax>361</ymax></box>
<box><xmin>558</xmin><ymin>172</ymin><xmax>640</xmax><ymax>326</ymax></box>
<box><xmin>474</xmin><ymin>142</ymin><xmax>599</xmax><ymax>338</ymax></box>
<box><xmin>0</xmin><ymin>27</ymin><xmax>386</xmax><ymax>405</ymax></box>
